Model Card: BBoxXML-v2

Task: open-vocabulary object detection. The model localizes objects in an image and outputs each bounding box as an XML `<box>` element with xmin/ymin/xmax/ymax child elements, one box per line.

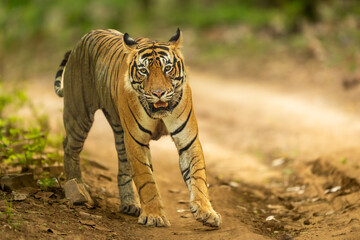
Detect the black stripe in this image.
<box><xmin>138</xmin><ymin>47</ymin><xmax>153</xmax><ymax>55</ymax></box>
<box><xmin>143</xmin><ymin>216</ymin><xmax>148</xmax><ymax>225</ymax></box>
<box><xmin>128</xmin><ymin>129</ymin><xmax>149</xmax><ymax>148</ymax></box>
<box><xmin>55</xmin><ymin>69</ymin><xmax>63</xmax><ymax>78</ymax></box>
<box><xmin>141</xmin><ymin>53</ymin><xmax>152</xmax><ymax>58</ymax></box>
<box><xmin>117</xmin><ymin>146</ymin><xmax>126</xmax><ymax>152</ymax></box>
<box><xmin>192</xmin><ymin>167</ymin><xmax>206</xmax><ymax>175</ymax></box>
<box><xmin>108</xmin><ymin>46</ymin><xmax>120</xmax><ymax>66</ymax></box>
<box><xmin>124</xmin><ymin>120</ymin><xmax>149</xmax><ymax>148</ymax></box>
<box><xmin>180</xmin><ymin>59</ymin><xmax>185</xmax><ymax>72</ymax></box>
<box><xmin>118</xmin><ymin>173</ymin><xmax>130</xmax><ymax>177</ymax></box>
<box><xmin>70</xmin><ymin>145</ymin><xmax>83</xmax><ymax>152</ymax></box>
<box><xmin>59</xmin><ymin>50</ymin><xmax>71</xmax><ymax>67</ymax></box>
<box><xmin>179</xmin><ymin>134</ymin><xmax>198</xmax><ymax>155</ymax></box>
<box><xmin>94</xmin><ymin>37</ymin><xmax>112</xmax><ymax>59</ymax></box>
<box><xmin>192</xmin><ymin>184</ymin><xmax>207</xmax><ymax>198</ymax></box>
<box><xmin>119</xmin><ymin>158</ymin><xmax>128</xmax><ymax>163</ymax></box>
<box><xmin>139</xmin><ymin>96</ymin><xmax>153</xmax><ymax>119</ymax></box>
<box><xmin>157</xmin><ymin>51</ymin><xmax>168</xmax><ymax>56</ymax></box>
<box><xmin>138</xmin><ymin>181</ymin><xmax>155</xmax><ymax>194</ymax></box>
<box><xmin>67</xmin><ymin>124</ymin><xmax>87</xmax><ymax>143</ymax></box>
<box><xmin>172</xmin><ymin>52</ymin><xmax>178</xmax><ymax>75</ymax></box>
<box><xmin>172</xmin><ymin>90</ymin><xmax>183</xmax><ymax>110</ymax></box>
<box><xmin>191</xmin><ymin>159</ymin><xmax>201</xmax><ymax>169</ymax></box>
<box><xmin>130</xmin><ymin>80</ymin><xmax>143</xmax><ymax>85</ymax></box>
<box><xmin>181</xmin><ymin>166</ymin><xmax>189</xmax><ymax>175</ymax></box>
<box><xmin>64</xmin><ymin>50</ymin><xmax>71</xmax><ymax>59</ymax></box>
<box><xmin>119</xmin><ymin>179</ymin><xmax>132</xmax><ymax>186</ymax></box>
<box><xmin>130</xmin><ymin>61</ymin><xmax>137</xmax><ymax>78</ymax></box>
<box><xmin>68</xmin><ymin>131</ymin><xmax>85</xmax><ymax>143</ymax></box>
<box><xmin>88</xmin><ymin>34</ymin><xmax>103</xmax><ymax>57</ymax></box>
<box><xmin>170</xmin><ymin>107</ymin><xmax>192</xmax><ymax>137</ymax></box>
<box><xmin>191</xmin><ymin>176</ymin><xmax>207</xmax><ymax>185</ymax></box>
<box><xmin>80</xmin><ymin>72</ymin><xmax>91</xmax><ymax>123</ymax></box>
<box><xmin>60</xmin><ymin>59</ymin><xmax>67</xmax><ymax>67</ymax></box>
<box><xmin>117</xmin><ymin>50</ymin><xmax>125</xmax><ymax>65</ymax></box>
<box><xmin>78</xmin><ymin>116</ymin><xmax>93</xmax><ymax>130</ymax></box>
<box><xmin>114</xmin><ymin>129</ymin><xmax>124</xmax><ymax>135</ymax></box>
<box><xmin>176</xmin><ymin>61</ymin><xmax>181</xmax><ymax>74</ymax></box>
<box><xmin>176</xmin><ymin>95</ymin><xmax>188</xmax><ymax>118</ymax></box>
<box><xmin>143</xmin><ymin>195</ymin><xmax>157</xmax><ymax>204</ymax></box>
<box><xmin>134</xmin><ymin>156</ymin><xmax>152</xmax><ymax>169</ymax></box>
<box><xmin>128</xmin><ymin>104</ymin><xmax>152</xmax><ymax>136</ymax></box>
<box><xmin>181</xmin><ymin>167</ymin><xmax>190</xmax><ymax>182</ymax></box>
<box><xmin>155</xmin><ymin>46</ymin><xmax>169</xmax><ymax>51</ymax></box>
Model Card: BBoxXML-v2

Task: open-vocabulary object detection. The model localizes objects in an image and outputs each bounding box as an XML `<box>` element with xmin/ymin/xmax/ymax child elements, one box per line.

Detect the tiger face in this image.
<box><xmin>124</xmin><ymin>29</ymin><xmax>185</xmax><ymax>119</ymax></box>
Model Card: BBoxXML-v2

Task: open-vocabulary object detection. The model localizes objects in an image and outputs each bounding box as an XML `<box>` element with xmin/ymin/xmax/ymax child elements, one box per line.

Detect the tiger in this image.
<box><xmin>54</xmin><ymin>28</ymin><xmax>221</xmax><ymax>227</ymax></box>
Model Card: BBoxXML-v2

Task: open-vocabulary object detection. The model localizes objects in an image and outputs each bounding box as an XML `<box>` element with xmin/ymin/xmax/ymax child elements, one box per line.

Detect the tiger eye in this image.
<box><xmin>139</xmin><ymin>69</ymin><xmax>147</xmax><ymax>74</ymax></box>
<box><xmin>164</xmin><ymin>66</ymin><xmax>172</xmax><ymax>72</ymax></box>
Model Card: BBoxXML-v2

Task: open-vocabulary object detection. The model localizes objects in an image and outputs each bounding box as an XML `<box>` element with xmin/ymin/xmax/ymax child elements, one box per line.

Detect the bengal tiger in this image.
<box><xmin>55</xmin><ymin>28</ymin><xmax>221</xmax><ymax>227</ymax></box>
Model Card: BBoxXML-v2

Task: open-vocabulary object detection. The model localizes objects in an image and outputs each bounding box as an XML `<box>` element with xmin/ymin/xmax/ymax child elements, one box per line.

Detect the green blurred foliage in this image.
<box><xmin>0</xmin><ymin>0</ymin><xmax>360</xmax><ymax>73</ymax></box>
<box><xmin>0</xmin><ymin>83</ymin><xmax>62</xmax><ymax>174</ymax></box>
<box><xmin>0</xmin><ymin>0</ymin><xmax>358</xmax><ymax>46</ymax></box>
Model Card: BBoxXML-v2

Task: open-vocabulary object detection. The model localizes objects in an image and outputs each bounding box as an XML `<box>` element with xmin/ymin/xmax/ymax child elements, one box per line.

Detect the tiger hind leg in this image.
<box><xmin>63</xmin><ymin>110</ymin><xmax>95</xmax><ymax>206</ymax></box>
<box><xmin>113</xmin><ymin>126</ymin><xmax>141</xmax><ymax>216</ymax></box>
<box><xmin>103</xmin><ymin>110</ymin><xmax>140</xmax><ymax>216</ymax></box>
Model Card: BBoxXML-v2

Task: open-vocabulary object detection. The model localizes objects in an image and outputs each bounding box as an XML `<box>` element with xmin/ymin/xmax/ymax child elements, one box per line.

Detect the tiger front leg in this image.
<box><xmin>124</xmin><ymin>134</ymin><xmax>170</xmax><ymax>227</ymax></box>
<box><xmin>166</xmin><ymin>104</ymin><xmax>221</xmax><ymax>227</ymax></box>
<box><xmin>179</xmin><ymin>138</ymin><xmax>221</xmax><ymax>227</ymax></box>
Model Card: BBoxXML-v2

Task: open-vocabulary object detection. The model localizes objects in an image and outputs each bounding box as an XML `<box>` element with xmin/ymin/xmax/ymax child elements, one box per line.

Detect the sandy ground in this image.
<box><xmin>1</xmin><ymin>68</ymin><xmax>360</xmax><ymax>239</ymax></box>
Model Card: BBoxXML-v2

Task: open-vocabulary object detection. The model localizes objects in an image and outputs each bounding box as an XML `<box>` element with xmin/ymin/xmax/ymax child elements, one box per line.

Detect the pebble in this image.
<box><xmin>266</xmin><ymin>216</ymin><xmax>277</xmax><ymax>221</ymax></box>
<box><xmin>64</xmin><ymin>179</ymin><xmax>94</xmax><ymax>208</ymax></box>
<box><xmin>79</xmin><ymin>211</ymin><xmax>103</xmax><ymax>219</ymax></box>
<box><xmin>169</xmin><ymin>189</ymin><xmax>181</xmax><ymax>194</ymax></box>
<box><xmin>229</xmin><ymin>181</ymin><xmax>239</xmax><ymax>188</ymax></box>
<box><xmin>12</xmin><ymin>191</ymin><xmax>28</xmax><ymax>201</ymax></box>
<box><xmin>272</xmin><ymin>158</ymin><xmax>285</xmax><ymax>167</ymax></box>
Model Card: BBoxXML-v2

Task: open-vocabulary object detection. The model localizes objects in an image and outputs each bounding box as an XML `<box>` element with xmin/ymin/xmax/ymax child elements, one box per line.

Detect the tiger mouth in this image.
<box><xmin>149</xmin><ymin>101</ymin><xmax>171</xmax><ymax>113</ymax></box>
<box><xmin>153</xmin><ymin>101</ymin><xmax>168</xmax><ymax>108</ymax></box>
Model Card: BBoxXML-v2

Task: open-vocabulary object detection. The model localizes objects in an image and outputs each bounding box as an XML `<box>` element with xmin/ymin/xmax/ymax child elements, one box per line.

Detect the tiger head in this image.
<box><xmin>123</xmin><ymin>29</ymin><xmax>186</xmax><ymax>119</ymax></box>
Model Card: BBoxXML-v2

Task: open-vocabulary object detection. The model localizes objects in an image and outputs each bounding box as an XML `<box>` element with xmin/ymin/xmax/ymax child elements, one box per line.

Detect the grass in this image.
<box><xmin>0</xmin><ymin>196</ymin><xmax>22</xmax><ymax>230</ymax></box>
<box><xmin>3</xmin><ymin>197</ymin><xmax>13</xmax><ymax>221</ymax></box>
<box><xmin>0</xmin><ymin>82</ymin><xmax>64</xmax><ymax>185</ymax></box>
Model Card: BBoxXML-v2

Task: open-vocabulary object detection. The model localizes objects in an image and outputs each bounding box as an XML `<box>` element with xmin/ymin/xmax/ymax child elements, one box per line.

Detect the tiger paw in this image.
<box><xmin>190</xmin><ymin>201</ymin><xmax>222</xmax><ymax>227</ymax></box>
<box><xmin>138</xmin><ymin>213</ymin><xmax>171</xmax><ymax>227</ymax></box>
<box><xmin>120</xmin><ymin>203</ymin><xmax>141</xmax><ymax>217</ymax></box>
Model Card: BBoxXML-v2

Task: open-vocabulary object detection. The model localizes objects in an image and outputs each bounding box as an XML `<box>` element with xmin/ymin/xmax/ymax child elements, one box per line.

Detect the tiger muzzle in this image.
<box><xmin>150</xmin><ymin>100</ymin><xmax>172</xmax><ymax>113</ymax></box>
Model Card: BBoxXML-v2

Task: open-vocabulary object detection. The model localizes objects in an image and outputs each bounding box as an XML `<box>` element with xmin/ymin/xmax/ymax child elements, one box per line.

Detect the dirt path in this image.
<box><xmin>21</xmin><ymin>71</ymin><xmax>360</xmax><ymax>239</ymax></box>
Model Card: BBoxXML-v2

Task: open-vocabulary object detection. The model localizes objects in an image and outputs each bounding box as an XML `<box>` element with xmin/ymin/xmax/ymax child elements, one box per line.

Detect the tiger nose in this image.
<box><xmin>152</xmin><ymin>90</ymin><xmax>166</xmax><ymax>98</ymax></box>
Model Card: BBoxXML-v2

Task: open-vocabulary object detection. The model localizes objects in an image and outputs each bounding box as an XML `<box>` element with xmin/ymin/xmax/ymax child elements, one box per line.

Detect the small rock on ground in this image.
<box><xmin>64</xmin><ymin>179</ymin><xmax>94</xmax><ymax>208</ymax></box>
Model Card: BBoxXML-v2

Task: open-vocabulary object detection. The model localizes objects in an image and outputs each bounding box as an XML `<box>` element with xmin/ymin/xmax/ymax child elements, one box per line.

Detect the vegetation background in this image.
<box><xmin>1</xmin><ymin>0</ymin><xmax>360</xmax><ymax>79</ymax></box>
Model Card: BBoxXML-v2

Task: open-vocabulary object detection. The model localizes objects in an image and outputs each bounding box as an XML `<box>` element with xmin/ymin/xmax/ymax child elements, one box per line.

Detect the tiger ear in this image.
<box><xmin>169</xmin><ymin>28</ymin><xmax>181</xmax><ymax>48</ymax></box>
<box><xmin>123</xmin><ymin>33</ymin><xmax>137</xmax><ymax>51</ymax></box>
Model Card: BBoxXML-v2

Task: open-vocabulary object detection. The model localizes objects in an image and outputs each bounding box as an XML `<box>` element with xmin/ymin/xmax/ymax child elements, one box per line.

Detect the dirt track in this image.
<box><xmin>13</xmin><ymin>70</ymin><xmax>360</xmax><ymax>239</ymax></box>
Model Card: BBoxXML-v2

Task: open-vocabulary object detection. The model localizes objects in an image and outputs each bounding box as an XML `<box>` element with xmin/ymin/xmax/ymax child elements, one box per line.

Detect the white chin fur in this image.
<box><xmin>151</xmin><ymin>110</ymin><xmax>171</xmax><ymax>119</ymax></box>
